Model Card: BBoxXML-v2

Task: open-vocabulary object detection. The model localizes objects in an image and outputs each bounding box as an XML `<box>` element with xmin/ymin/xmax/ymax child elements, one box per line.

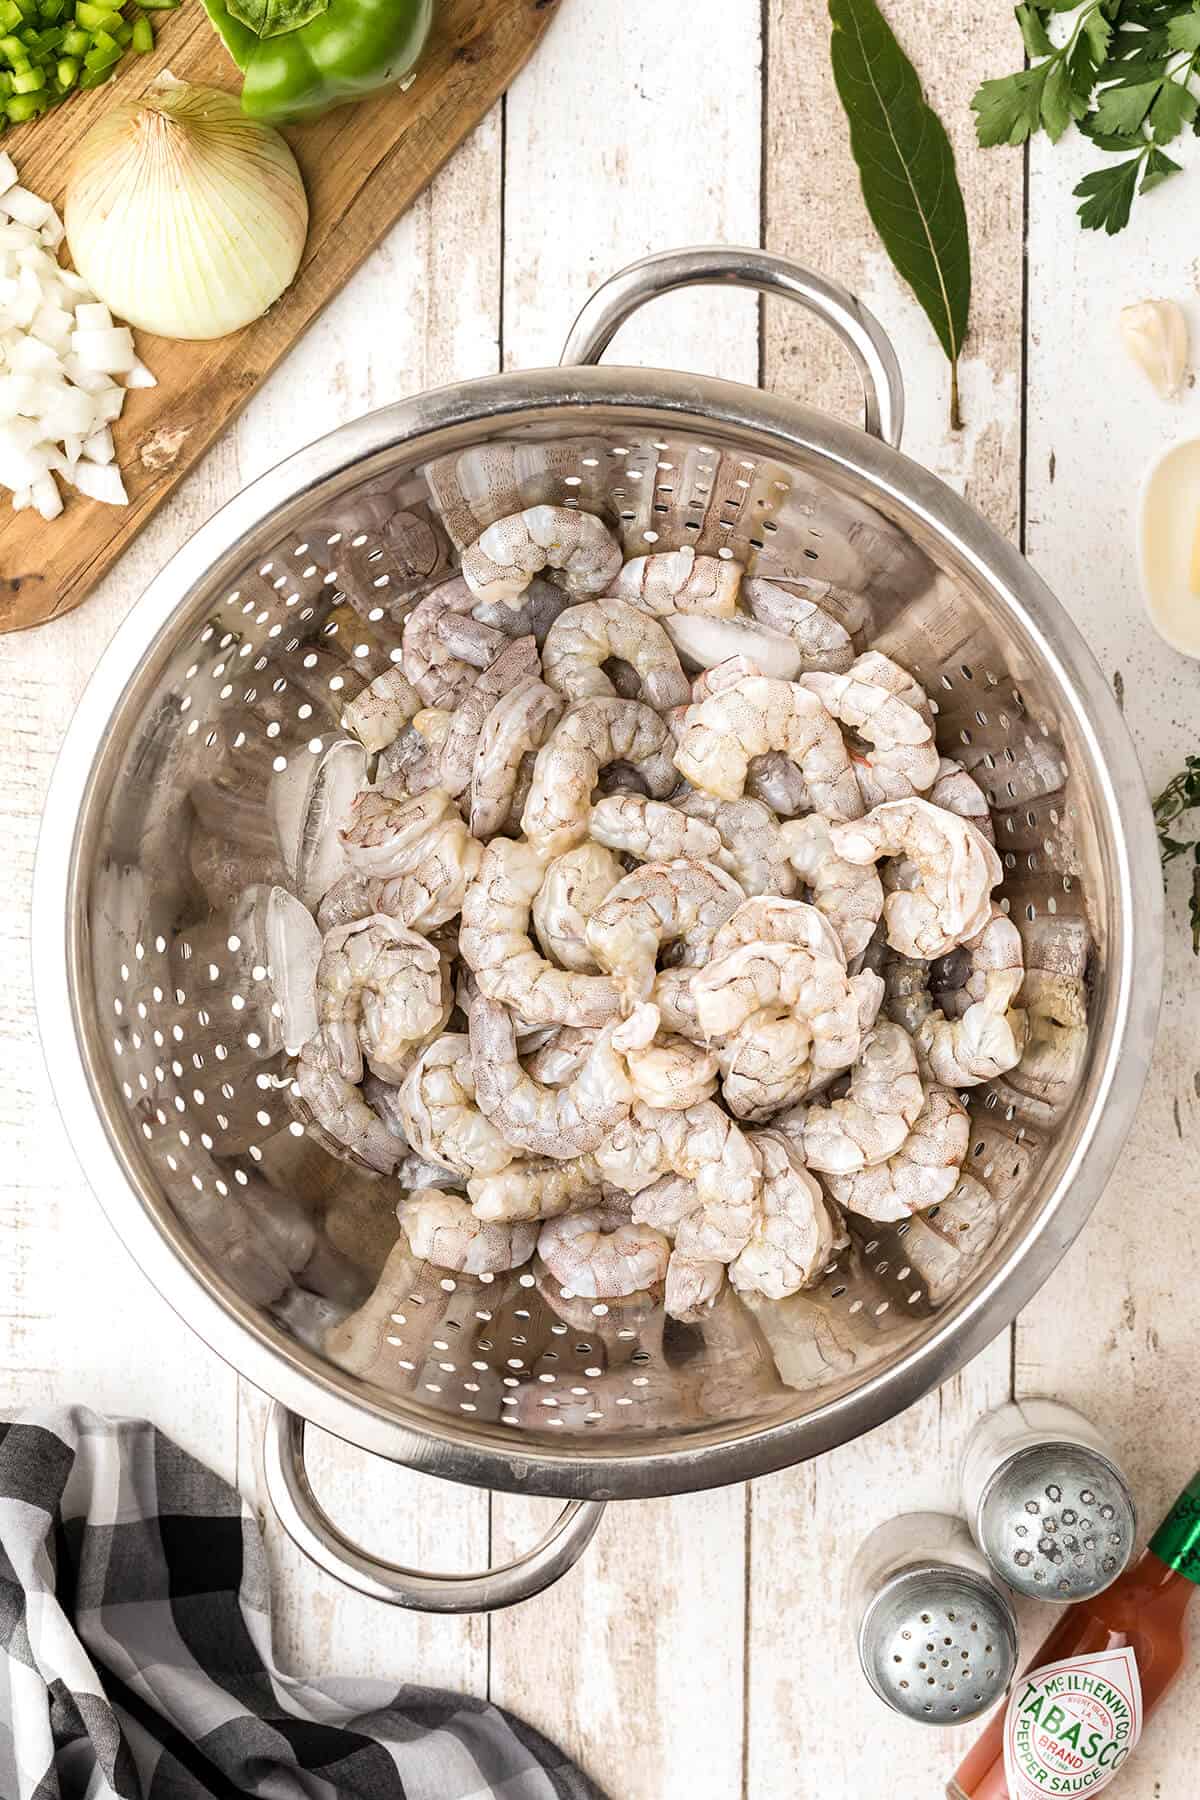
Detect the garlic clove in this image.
<box><xmin>1120</xmin><ymin>299</ymin><xmax>1188</xmax><ymax>398</ymax></box>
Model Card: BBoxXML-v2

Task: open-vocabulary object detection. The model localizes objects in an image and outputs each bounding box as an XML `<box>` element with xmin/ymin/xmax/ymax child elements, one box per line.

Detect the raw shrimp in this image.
<box><xmin>585</xmin><ymin>858</ymin><xmax>747</xmax><ymax>1005</ymax></box>
<box><xmin>779</xmin><ymin>812</ymin><xmax>884</xmax><ymax>961</ymax></box>
<box><xmin>691</xmin><ymin>655</ymin><xmax>768</xmax><ymax>701</ymax></box>
<box><xmin>595</xmin><ymin>1098</ymin><xmax>760</xmax><ymax>1214</ymax></box>
<box><xmin>537</xmin><ymin>1201</ymin><xmax>671</xmax><ymax>1298</ymax></box>
<box><xmin>401</xmin><ymin>1189</ymin><xmax>537</xmax><ymax>1275</ymax></box>
<box><xmin>915</xmin><ymin>906</ymin><xmax>1027</xmax><ymax>1086</ymax></box>
<box><xmin>431</xmin><ymin>610</ymin><xmax>507</xmax><ymax>670</ymax></box>
<box><xmin>717</xmin><ymin>1010</ymin><xmax>813</xmax><ymax>1122</ymax></box>
<box><xmin>744</xmin><ymin>750</ymin><xmax>811</xmax><ymax>818</ymax></box>
<box><xmin>802</xmin><ymin>651</ymin><xmax>939</xmax><ymax>803</ymax></box>
<box><xmin>340</xmin><ymin>786</ymin><xmax>457</xmax><ymax>880</ymax></box>
<box><xmin>542</xmin><ymin>599</ymin><xmax>690</xmax><ymax>711</ymax></box>
<box><xmin>460</xmin><ymin>837</ymin><xmax>622</xmax><ymax>1025</ymax></box>
<box><xmin>798</xmin><ymin>1023</ymin><xmax>925</xmax><ymax>1173</ymax></box>
<box><xmin>741</xmin><ymin>577</ymin><xmax>855</xmax><ymax>672</ymax></box>
<box><xmin>630</xmin><ymin>1172</ymin><xmax>701</xmax><ymax>1234</ymax></box>
<box><xmin>650</xmin><ymin>965</ymin><xmax>705</xmax><ymax>1042</ymax></box>
<box><xmin>401</xmin><ymin>574</ymin><xmax>489</xmax><ymax>708</ymax></box>
<box><xmin>530</xmin><ymin>842</ymin><xmax>625</xmax><ymax>972</ymax></box>
<box><xmin>709</xmin><ymin>895</ymin><xmax>847</xmax><ymax>968</ymax></box>
<box><xmin>368</xmin><ymin>816</ymin><xmax>483</xmax><ymax>931</ymax></box>
<box><xmin>882</xmin><ymin>951</ymin><xmax>933</xmax><ymax>1036</ymax></box>
<box><xmin>461</xmin><ymin>505</ymin><xmax>623</xmax><ymax>606</ymax></box>
<box><xmin>830</xmin><ymin>798</ymin><xmax>1003</xmax><ymax>959</ymax></box>
<box><xmin>341</xmin><ymin>665</ymin><xmax>421</xmax><ymax>753</ymax></box>
<box><xmin>471</xmin><ymin>576</ymin><xmax>571</xmax><ymax>647</ymax></box>
<box><xmin>316</xmin><ymin>869</ymin><xmax>374</xmax><ymax>932</ymax></box>
<box><xmin>521</xmin><ymin>697</ymin><xmax>677</xmax><ymax>861</ymax></box>
<box><xmin>468</xmin><ymin>1153</ymin><xmax>603</xmax><ymax>1223</ymax></box>
<box><xmin>674</xmin><ymin>675</ymin><xmax>862</xmax><ymax>820</ymax></box>
<box><xmin>672</xmin><ymin>789</ymin><xmax>798</xmax><ymax>897</ymax></box>
<box><xmin>589</xmin><ymin>793</ymin><xmax>722</xmax><ymax>865</ymax></box>
<box><xmin>523</xmin><ymin>1024</ymin><xmax>599</xmax><ymax>1086</ymax></box>
<box><xmin>468</xmin><ymin>994</ymin><xmax>633</xmax><ymax>1158</ymax></box>
<box><xmin>622</xmin><ymin>1034</ymin><xmax>719</xmax><ymax>1110</ymax></box>
<box><xmin>664</xmin><ymin>1253</ymin><xmax>725</xmax><ymax>1323</ymax></box>
<box><xmin>728</xmin><ymin>1129</ymin><xmax>845</xmax><ymax>1300</ymax></box>
<box><xmin>692</xmin><ymin>941</ymin><xmax>852</xmax><ymax>1042</ymax></box>
<box><xmin>293</xmin><ymin>1031</ymin><xmax>402</xmax><ymax>1174</ymax></box>
<box><xmin>928</xmin><ymin>757</ymin><xmax>995</xmax><ymax>843</ymax></box>
<box><xmin>822</xmin><ymin>1085</ymin><xmax>969</xmax><ymax>1221</ymax></box>
<box><xmin>607</xmin><ymin>546</ymin><xmax>741</xmax><ymax>617</ymax></box>
<box><xmin>468</xmin><ymin>677</ymin><xmax>563</xmax><ymax>840</ymax></box>
<box><xmin>438</xmin><ymin>636</ymin><xmax>540</xmax><ymax>797</ymax></box>
<box><xmin>317</xmin><ymin>915</ymin><xmax>451</xmax><ymax>1084</ymax></box>
<box><xmin>396</xmin><ymin>1035</ymin><xmax>515</xmax><ymax>1178</ymax></box>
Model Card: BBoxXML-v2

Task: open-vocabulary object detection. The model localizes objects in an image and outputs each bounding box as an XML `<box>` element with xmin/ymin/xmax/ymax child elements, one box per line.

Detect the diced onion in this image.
<box><xmin>0</xmin><ymin>154</ymin><xmax>154</xmax><ymax>516</ymax></box>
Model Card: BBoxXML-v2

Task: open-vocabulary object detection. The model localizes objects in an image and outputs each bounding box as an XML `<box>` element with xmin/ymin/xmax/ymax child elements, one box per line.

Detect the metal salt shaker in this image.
<box><xmin>851</xmin><ymin>1512</ymin><xmax>1018</xmax><ymax>1725</ymax></box>
<box><xmin>960</xmin><ymin>1397</ymin><xmax>1137</xmax><ymax>1603</ymax></box>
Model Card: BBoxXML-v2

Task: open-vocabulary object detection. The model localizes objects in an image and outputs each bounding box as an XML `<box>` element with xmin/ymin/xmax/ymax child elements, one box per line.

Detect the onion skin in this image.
<box><xmin>65</xmin><ymin>84</ymin><xmax>309</xmax><ymax>341</ymax></box>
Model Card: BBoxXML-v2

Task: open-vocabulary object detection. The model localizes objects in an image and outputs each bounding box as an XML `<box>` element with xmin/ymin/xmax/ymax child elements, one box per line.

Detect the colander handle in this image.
<box><xmin>261</xmin><ymin>1403</ymin><xmax>607</xmax><ymax>1613</ymax></box>
<box><xmin>559</xmin><ymin>245</ymin><xmax>905</xmax><ymax>448</ymax></box>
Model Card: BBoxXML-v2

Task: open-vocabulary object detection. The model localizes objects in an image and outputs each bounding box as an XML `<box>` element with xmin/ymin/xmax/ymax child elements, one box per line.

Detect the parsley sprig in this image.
<box><xmin>1154</xmin><ymin>754</ymin><xmax>1200</xmax><ymax>953</ymax></box>
<box><xmin>973</xmin><ymin>1</ymin><xmax>1200</xmax><ymax>234</ymax></box>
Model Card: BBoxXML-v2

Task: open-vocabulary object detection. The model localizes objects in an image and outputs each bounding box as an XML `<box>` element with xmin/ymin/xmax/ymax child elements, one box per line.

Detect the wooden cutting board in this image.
<box><xmin>0</xmin><ymin>0</ymin><xmax>560</xmax><ymax>632</ymax></box>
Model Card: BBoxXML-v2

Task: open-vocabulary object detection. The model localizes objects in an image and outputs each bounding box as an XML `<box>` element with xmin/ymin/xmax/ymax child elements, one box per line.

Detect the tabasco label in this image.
<box><xmin>1002</xmin><ymin>1647</ymin><xmax>1143</xmax><ymax>1797</ymax></box>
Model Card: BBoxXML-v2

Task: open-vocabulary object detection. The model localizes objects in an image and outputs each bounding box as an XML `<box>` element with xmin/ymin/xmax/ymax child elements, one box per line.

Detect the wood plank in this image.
<box><xmin>487</xmin><ymin>6</ymin><xmax>762</xmax><ymax>1795</ymax></box>
<box><xmin>1021</xmin><ymin>119</ymin><xmax>1200</xmax><ymax>1798</ymax></box>
<box><xmin>0</xmin><ymin>0</ymin><xmax>559</xmax><ymax>632</ymax></box>
<box><xmin>750</xmin><ymin>2</ymin><xmax>1025</xmax><ymax>1793</ymax></box>
<box><xmin>234</xmin><ymin>105</ymin><xmax>502</xmax><ymax>1691</ymax></box>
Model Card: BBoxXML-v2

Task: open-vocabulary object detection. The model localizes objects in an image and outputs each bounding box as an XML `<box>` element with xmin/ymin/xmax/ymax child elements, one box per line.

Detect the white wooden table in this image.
<box><xmin>3</xmin><ymin>3</ymin><xmax>1200</xmax><ymax>1794</ymax></box>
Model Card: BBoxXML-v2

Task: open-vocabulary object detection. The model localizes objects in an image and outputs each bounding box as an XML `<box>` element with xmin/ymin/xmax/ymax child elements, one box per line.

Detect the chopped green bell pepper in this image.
<box><xmin>200</xmin><ymin>0</ymin><xmax>433</xmax><ymax>125</ymax></box>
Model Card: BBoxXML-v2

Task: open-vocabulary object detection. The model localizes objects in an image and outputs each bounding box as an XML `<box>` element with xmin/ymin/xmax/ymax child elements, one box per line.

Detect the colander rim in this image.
<box><xmin>32</xmin><ymin>362</ymin><xmax>1163</xmax><ymax>1500</ymax></box>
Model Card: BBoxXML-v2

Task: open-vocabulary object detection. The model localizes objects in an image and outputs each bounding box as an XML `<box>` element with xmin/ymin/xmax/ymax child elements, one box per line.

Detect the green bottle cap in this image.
<box><xmin>1149</xmin><ymin>1471</ymin><xmax>1200</xmax><ymax>1582</ymax></box>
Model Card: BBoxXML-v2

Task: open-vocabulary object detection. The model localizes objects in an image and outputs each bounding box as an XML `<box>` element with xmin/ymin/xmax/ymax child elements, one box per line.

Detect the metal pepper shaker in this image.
<box><xmin>960</xmin><ymin>1398</ymin><xmax>1137</xmax><ymax>1603</ymax></box>
<box><xmin>851</xmin><ymin>1512</ymin><xmax>1018</xmax><ymax>1725</ymax></box>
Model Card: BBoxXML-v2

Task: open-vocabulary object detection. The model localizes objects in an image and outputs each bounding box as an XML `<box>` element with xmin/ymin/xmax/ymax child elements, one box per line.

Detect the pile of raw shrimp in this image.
<box><xmin>290</xmin><ymin>503</ymin><xmax>1026</xmax><ymax>1324</ymax></box>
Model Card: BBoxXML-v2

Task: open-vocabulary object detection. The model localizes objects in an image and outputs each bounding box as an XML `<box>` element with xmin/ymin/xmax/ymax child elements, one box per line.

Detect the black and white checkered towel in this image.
<box><xmin>0</xmin><ymin>1407</ymin><xmax>603</xmax><ymax>1800</ymax></box>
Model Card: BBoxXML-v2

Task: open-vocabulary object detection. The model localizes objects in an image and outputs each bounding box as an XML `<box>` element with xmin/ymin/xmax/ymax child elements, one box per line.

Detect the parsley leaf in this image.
<box><xmin>1141</xmin><ymin>143</ymin><xmax>1184</xmax><ymax>186</ymax></box>
<box><xmin>1150</xmin><ymin>73</ymin><xmax>1199</xmax><ymax>137</ymax></box>
<box><xmin>1168</xmin><ymin>8</ymin><xmax>1200</xmax><ymax>53</ymax></box>
<box><xmin>1092</xmin><ymin>76</ymin><xmax>1162</xmax><ymax>134</ymax></box>
<box><xmin>1154</xmin><ymin>755</ymin><xmax>1200</xmax><ymax>953</ymax></box>
<box><xmin>1074</xmin><ymin>153</ymin><xmax>1144</xmax><ymax>231</ymax></box>
<box><xmin>973</xmin><ymin>66</ymin><xmax>1051</xmax><ymax>145</ymax></box>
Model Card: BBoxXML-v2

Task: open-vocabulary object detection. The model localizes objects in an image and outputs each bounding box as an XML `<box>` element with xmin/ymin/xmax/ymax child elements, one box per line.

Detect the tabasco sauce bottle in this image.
<box><xmin>949</xmin><ymin>1468</ymin><xmax>1200</xmax><ymax>1799</ymax></box>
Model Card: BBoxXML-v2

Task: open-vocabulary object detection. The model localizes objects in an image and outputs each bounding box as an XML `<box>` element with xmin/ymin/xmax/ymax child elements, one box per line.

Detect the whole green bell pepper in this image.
<box><xmin>201</xmin><ymin>0</ymin><xmax>434</xmax><ymax>125</ymax></box>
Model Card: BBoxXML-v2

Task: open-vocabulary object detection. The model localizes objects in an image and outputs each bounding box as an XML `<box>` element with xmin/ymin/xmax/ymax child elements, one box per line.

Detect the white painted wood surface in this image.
<box><xmin>1</xmin><ymin>2</ymin><xmax>1198</xmax><ymax>1795</ymax></box>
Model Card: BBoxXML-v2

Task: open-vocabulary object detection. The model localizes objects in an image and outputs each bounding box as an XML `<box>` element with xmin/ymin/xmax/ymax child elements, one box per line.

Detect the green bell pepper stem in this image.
<box><xmin>200</xmin><ymin>0</ymin><xmax>433</xmax><ymax>125</ymax></box>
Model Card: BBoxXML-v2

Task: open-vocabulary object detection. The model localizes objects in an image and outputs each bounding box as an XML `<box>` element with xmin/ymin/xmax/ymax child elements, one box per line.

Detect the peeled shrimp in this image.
<box><xmin>468</xmin><ymin>994</ymin><xmax>633</xmax><ymax>1158</ymax></box>
<box><xmin>799</xmin><ymin>1022</ymin><xmax>925</xmax><ymax>1173</ymax></box>
<box><xmin>664</xmin><ymin>1253</ymin><xmax>726</xmax><ymax>1322</ymax></box>
<box><xmin>802</xmin><ymin>651</ymin><xmax>939</xmax><ymax>804</ymax></box>
<box><xmin>340</xmin><ymin>789</ymin><xmax>482</xmax><ymax>930</ymax></box>
<box><xmin>929</xmin><ymin>757</ymin><xmax>995</xmax><ymax>844</ymax></box>
<box><xmin>590</xmin><ymin>793</ymin><xmax>722</xmax><ymax>865</ymax></box>
<box><xmin>293</xmin><ymin>1031</ymin><xmax>401</xmax><ymax>1174</ymax></box>
<box><xmin>530</xmin><ymin>842</ymin><xmax>625</xmax><ymax>972</ymax></box>
<box><xmin>650</xmin><ymin>965</ymin><xmax>705</xmax><ymax>1042</ymax></box>
<box><xmin>618</xmin><ymin>1017</ymin><xmax>719</xmax><ymax>1109</ymax></box>
<box><xmin>460</xmin><ymin>837</ymin><xmax>622</xmax><ymax>1025</ymax></box>
<box><xmin>316</xmin><ymin>869</ymin><xmax>374</xmax><ymax>932</ymax></box>
<box><xmin>692</xmin><ymin>941</ymin><xmax>852</xmax><ymax>1042</ymax></box>
<box><xmin>717</xmin><ymin>1010</ymin><xmax>814</xmax><ymax>1122</ymax></box>
<box><xmin>401</xmin><ymin>575</ymin><xmax>491</xmax><ymax>708</ymax></box>
<box><xmin>461</xmin><ymin>505</ymin><xmax>623</xmax><ymax>606</ymax></box>
<box><xmin>317</xmin><ymin>915</ymin><xmax>451</xmax><ymax>1084</ymax></box>
<box><xmin>741</xmin><ymin>577</ymin><xmax>855</xmax><ymax>672</ymax></box>
<box><xmin>830</xmin><ymin>798</ymin><xmax>1003</xmax><ymax>959</ymax></box>
<box><xmin>396</xmin><ymin>1035</ymin><xmax>515</xmax><ymax>1178</ymax></box>
<box><xmin>779</xmin><ymin>813</ymin><xmax>883</xmax><ymax>961</ymax></box>
<box><xmin>537</xmin><ymin>1201</ymin><xmax>671</xmax><ymax>1299</ymax></box>
<box><xmin>468</xmin><ymin>676</ymin><xmax>563</xmax><ymax>840</ymax></box>
<box><xmin>468</xmin><ymin>1153</ymin><xmax>603</xmax><ymax>1223</ymax></box>
<box><xmin>822</xmin><ymin>1085</ymin><xmax>969</xmax><ymax>1221</ymax></box>
<box><xmin>710</xmin><ymin>895</ymin><xmax>848</xmax><ymax>968</ymax></box>
<box><xmin>523</xmin><ymin>1024</ymin><xmax>600</xmax><ymax>1087</ymax></box>
<box><xmin>585</xmin><ymin>858</ymin><xmax>746</xmax><ymax>1005</ymax></box>
<box><xmin>674</xmin><ymin>675</ymin><xmax>861</xmax><ymax>820</ymax></box>
<box><xmin>521</xmin><ymin>697</ymin><xmax>677</xmax><ymax>861</ymax></box>
<box><xmin>672</xmin><ymin>789</ymin><xmax>798</xmax><ymax>897</ymax></box>
<box><xmin>607</xmin><ymin>547</ymin><xmax>740</xmax><ymax>618</ymax></box>
<box><xmin>401</xmin><ymin>1189</ymin><xmax>537</xmax><ymax>1275</ymax></box>
<box><xmin>915</xmin><ymin>906</ymin><xmax>1027</xmax><ymax>1086</ymax></box>
<box><xmin>728</xmin><ymin>1129</ymin><xmax>845</xmax><ymax>1300</ymax></box>
<box><xmin>341</xmin><ymin>665</ymin><xmax>421</xmax><ymax>753</ymax></box>
<box><xmin>542</xmin><ymin>599</ymin><xmax>690</xmax><ymax>712</ymax></box>
<box><xmin>438</xmin><ymin>636</ymin><xmax>540</xmax><ymax>797</ymax></box>
<box><xmin>595</xmin><ymin>1098</ymin><xmax>760</xmax><ymax>1214</ymax></box>
<box><xmin>340</xmin><ymin>786</ymin><xmax>457</xmax><ymax>880</ymax></box>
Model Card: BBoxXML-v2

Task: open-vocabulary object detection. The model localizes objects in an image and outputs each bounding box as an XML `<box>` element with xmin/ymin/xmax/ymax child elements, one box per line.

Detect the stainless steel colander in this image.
<box><xmin>33</xmin><ymin>249</ymin><xmax>1161</xmax><ymax>1614</ymax></box>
